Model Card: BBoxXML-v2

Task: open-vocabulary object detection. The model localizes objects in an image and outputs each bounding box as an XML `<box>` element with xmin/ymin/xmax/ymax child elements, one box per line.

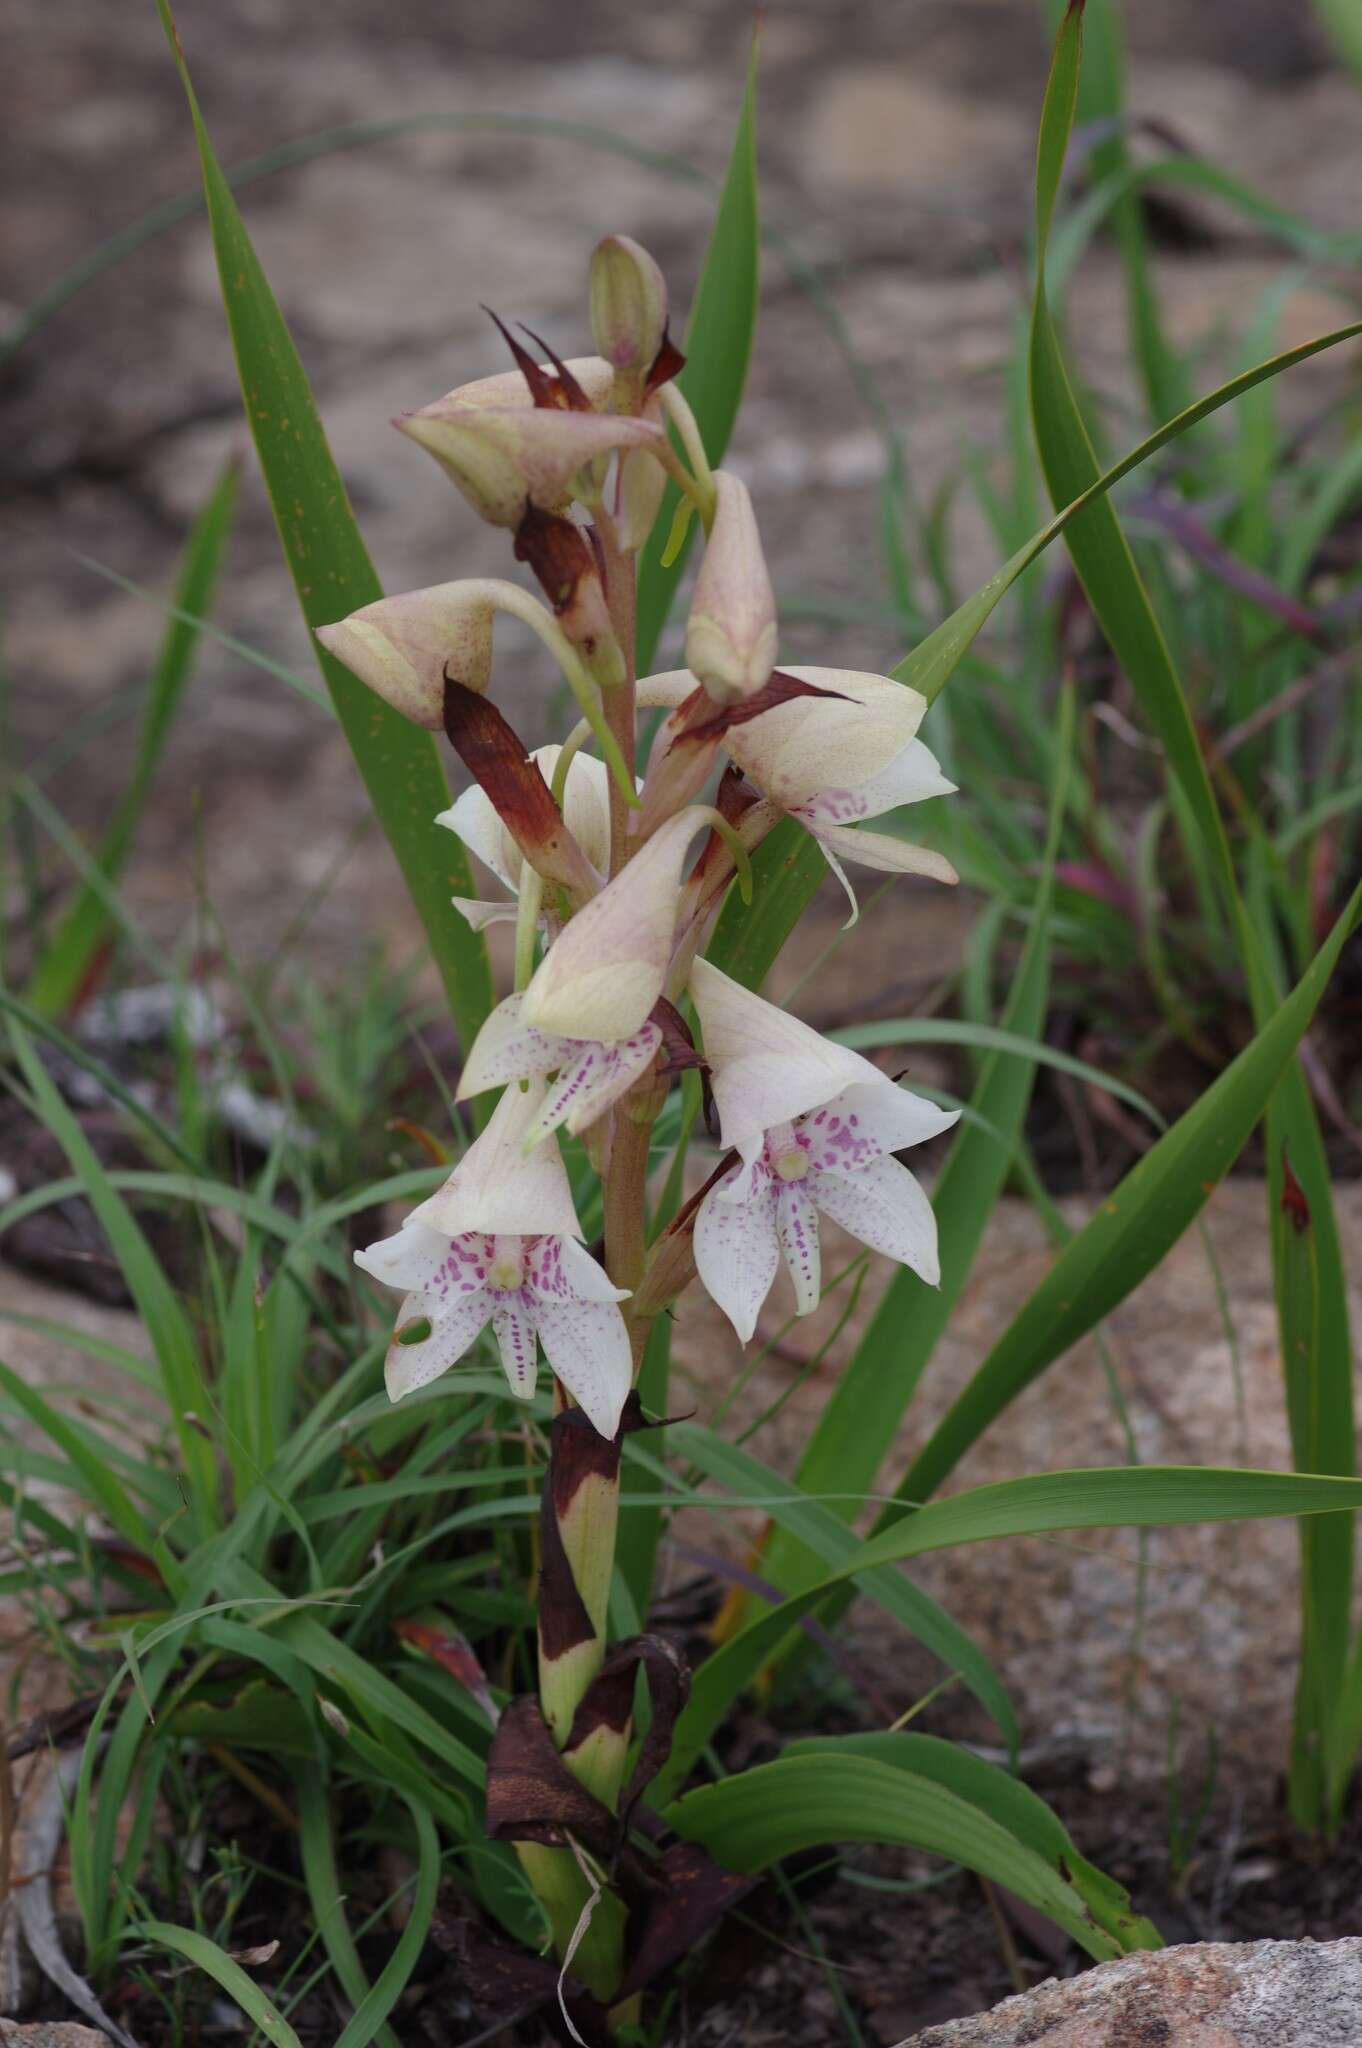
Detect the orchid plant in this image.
<box><xmin>320</xmin><ymin>233</ymin><xmax>968</xmax><ymax>2014</ymax></box>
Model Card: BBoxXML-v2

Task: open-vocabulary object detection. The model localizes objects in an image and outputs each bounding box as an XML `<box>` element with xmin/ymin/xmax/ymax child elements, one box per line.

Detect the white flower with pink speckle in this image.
<box><xmin>688</xmin><ymin>959</ymin><xmax>959</xmax><ymax>1343</ymax></box>
<box><xmin>355</xmin><ymin>1080</ymin><xmax>631</xmax><ymax>1437</ymax></box>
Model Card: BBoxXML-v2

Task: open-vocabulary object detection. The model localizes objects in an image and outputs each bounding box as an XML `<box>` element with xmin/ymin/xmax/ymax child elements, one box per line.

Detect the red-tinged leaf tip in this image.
<box><xmin>1281</xmin><ymin>1145</ymin><xmax>1311</xmax><ymax>1235</ymax></box>
<box><xmin>1066</xmin><ymin>0</ymin><xmax>1086</xmax><ymax>18</ymax></box>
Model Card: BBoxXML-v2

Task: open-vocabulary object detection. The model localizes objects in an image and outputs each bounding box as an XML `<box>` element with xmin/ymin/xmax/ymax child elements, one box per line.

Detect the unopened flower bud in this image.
<box><xmin>522</xmin><ymin>807</ymin><xmax>712</xmax><ymax>1041</ymax></box>
<box><xmin>396</xmin><ymin>402</ymin><xmax>663</xmax><ymax>530</ymax></box>
<box><xmin>590</xmin><ymin>235</ymin><xmax>668</xmax><ymax>383</ymax></box>
<box><xmin>684</xmin><ymin>471</ymin><xmax>777</xmax><ymax>705</ymax></box>
<box><xmin>316</xmin><ymin>580</ymin><xmax>499</xmax><ymax>726</ymax></box>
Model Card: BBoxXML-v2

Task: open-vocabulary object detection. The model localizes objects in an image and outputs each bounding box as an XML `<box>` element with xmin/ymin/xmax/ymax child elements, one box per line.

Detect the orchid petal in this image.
<box><xmin>437</xmin><ymin>782</ymin><xmax>521</xmax><ymax>893</ymax></box>
<box><xmin>491</xmin><ymin>1295</ymin><xmax>539</xmax><ymax>1403</ymax></box>
<box><xmin>533</xmin><ymin>1297</ymin><xmax>631</xmax><ymax>1437</ymax></box>
<box><xmin>354</xmin><ymin>1219</ymin><xmax>455</xmax><ymax>1293</ymax></box>
<box><xmin>811</xmin><ymin>822</ymin><xmax>958</xmax><ymax>887</ymax></box>
<box><xmin>815</xmin><ymin>833</ymin><xmax>862</xmax><ymax>930</ymax></box>
<box><xmin>457</xmin><ymin>993</ymin><xmax>578</xmax><ymax>1101</ymax></box>
<box><xmin>437</xmin><ymin>744</ymin><xmax>616</xmax><ymax>894</ymax></box>
<box><xmin>409</xmin><ymin>1080</ymin><xmax>581</xmax><ymax>1240</ymax></box>
<box><xmin>528</xmin><ymin>1236</ymin><xmax>632</xmax><ymax>1436</ymax></box>
<box><xmin>384</xmin><ymin>1273</ymin><xmax>496</xmax><ymax>1400</ymax></box>
<box><xmin>689</xmin><ymin>957</ymin><xmax>893</xmax><ymax>1158</ymax></box>
<box><xmin>776</xmin><ymin>1180</ymin><xmax>822</xmax><ymax>1317</ymax></box>
<box><xmin>802</xmin><ymin>739</ymin><xmax>956</xmax><ymax>829</ymax></box>
<box><xmin>803</xmin><ymin>1082</ymin><xmax>960</xmax><ymax>1169</ymax></box>
<box><xmin>451</xmin><ymin>894</ymin><xmax>520</xmax><ymax>933</ymax></box>
<box><xmin>534</xmin><ymin>1233</ymin><xmax>632</xmax><ymax>1308</ymax></box>
<box><xmin>693</xmin><ymin>1160</ymin><xmax>781</xmax><ymax>1344</ymax></box>
<box><xmin>525</xmin><ymin>1024</ymin><xmax>663</xmax><ymax>1145</ymax></box>
<box><xmin>811</xmin><ymin>1155</ymin><xmax>941</xmax><ymax>1285</ymax></box>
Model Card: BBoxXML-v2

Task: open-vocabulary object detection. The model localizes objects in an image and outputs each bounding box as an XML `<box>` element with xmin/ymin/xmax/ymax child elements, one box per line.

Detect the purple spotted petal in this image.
<box><xmin>776</xmin><ymin>1179</ymin><xmax>822</xmax><ymax>1317</ymax></box>
<box><xmin>457</xmin><ymin>991</ymin><xmax>579</xmax><ymax>1101</ymax></box>
<box><xmin>810</xmin><ymin>1155</ymin><xmax>940</xmax><ymax>1285</ymax></box>
<box><xmin>800</xmin><ymin>1082</ymin><xmax>957</xmax><ymax>1175</ymax></box>
<box><xmin>534</xmin><ymin>1293</ymin><xmax>632</xmax><ymax>1438</ymax></box>
<box><xmin>524</xmin><ymin>1021</ymin><xmax>663</xmax><ymax>1145</ymax></box>
<box><xmin>693</xmin><ymin>1159</ymin><xmax>781</xmax><ymax>1344</ymax></box>
<box><xmin>385</xmin><ymin>1248</ymin><xmax>497</xmax><ymax>1400</ymax></box>
<box><xmin>491</xmin><ymin>1293</ymin><xmax>539</xmax><ymax>1402</ymax></box>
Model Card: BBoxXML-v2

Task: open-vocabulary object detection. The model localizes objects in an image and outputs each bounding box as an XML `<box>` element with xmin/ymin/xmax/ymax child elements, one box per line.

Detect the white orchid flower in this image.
<box><xmin>718</xmin><ymin>667</ymin><xmax>959</xmax><ymax>921</ymax></box>
<box><xmin>355</xmin><ymin>1081</ymin><xmax>631</xmax><ymax>1437</ymax></box>
<box><xmin>436</xmin><ymin>744</ymin><xmax>614</xmax><ymax>934</ymax></box>
<box><xmin>687</xmin><ymin>959</ymin><xmax>959</xmax><ymax>1342</ymax></box>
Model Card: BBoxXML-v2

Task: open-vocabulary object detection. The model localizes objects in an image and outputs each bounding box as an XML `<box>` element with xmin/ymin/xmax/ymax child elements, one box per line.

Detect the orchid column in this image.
<box><xmin>326</xmin><ymin>231</ymin><xmax>960</xmax><ymax>2015</ymax></box>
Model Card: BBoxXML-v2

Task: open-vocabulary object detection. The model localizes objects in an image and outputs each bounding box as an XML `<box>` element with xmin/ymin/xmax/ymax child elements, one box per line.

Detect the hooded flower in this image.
<box><xmin>396</xmin><ymin>356</ymin><xmax>663</xmax><ymax>528</ymax></box>
<box><xmin>355</xmin><ymin>1082</ymin><xmax>631</xmax><ymax>1436</ymax></box>
<box><xmin>687</xmin><ymin>959</ymin><xmax>959</xmax><ymax>1341</ymax></box>
<box><xmin>316</xmin><ymin>580</ymin><xmax>500</xmax><ymax>727</ymax></box>
<box><xmin>719</xmin><ymin>667</ymin><xmax>958</xmax><ymax>919</ymax></box>
<box><xmin>437</xmin><ymin>744</ymin><xmax>614</xmax><ymax>933</ymax></box>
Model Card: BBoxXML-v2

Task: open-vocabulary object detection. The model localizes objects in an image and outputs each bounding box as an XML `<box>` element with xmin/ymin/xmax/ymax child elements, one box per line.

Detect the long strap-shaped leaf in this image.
<box><xmin>666</xmin><ymin>1750</ymin><xmax>1122</xmax><ymax>1961</ymax></box>
<box><xmin>153</xmin><ymin>2</ymin><xmax>492</xmax><ymax>1060</ymax></box>
<box><xmin>1027</xmin><ymin>4</ymin><xmax>1356</xmax><ymax>1833</ymax></box>
<box><xmin>657</xmin><ymin>1454</ymin><xmax>1362</xmax><ymax>1805</ymax></box>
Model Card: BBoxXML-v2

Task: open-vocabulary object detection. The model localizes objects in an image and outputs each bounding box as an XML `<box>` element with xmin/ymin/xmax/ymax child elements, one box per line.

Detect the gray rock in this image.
<box><xmin>0</xmin><ymin>2024</ymin><xmax>111</xmax><ymax>2046</ymax></box>
<box><xmin>896</xmin><ymin>1939</ymin><xmax>1362</xmax><ymax>2047</ymax></box>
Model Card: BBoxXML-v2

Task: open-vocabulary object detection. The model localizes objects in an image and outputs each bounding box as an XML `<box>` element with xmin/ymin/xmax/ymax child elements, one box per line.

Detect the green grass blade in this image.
<box><xmin>887</xmin><ymin>875</ymin><xmax>1362</xmax><ymax>1515</ymax></box>
<box><xmin>25</xmin><ymin>460</ymin><xmax>240</xmax><ymax>1014</ymax></box>
<box><xmin>666</xmin><ymin>1750</ymin><xmax>1122</xmax><ymax>1960</ymax></box>
<box><xmin>635</xmin><ymin>38</ymin><xmax>759</xmax><ymax>671</ymax></box>
<box><xmin>0</xmin><ymin>1361</ymin><xmax>148</xmax><ymax>1548</ymax></box>
<box><xmin>152</xmin><ymin>2</ymin><xmax>492</xmax><ymax>1060</ymax></box>
<box><xmin>333</xmin><ymin>1801</ymin><xmax>439</xmax><ymax>2048</ymax></box>
<box><xmin>136</xmin><ymin>1922</ymin><xmax>303</xmax><ymax>2048</ymax></box>
<box><xmin>784</xmin><ymin>1730</ymin><xmax>1161</xmax><ymax>1949</ymax></box>
<box><xmin>5</xmin><ymin>1019</ymin><xmax>218</xmax><ymax>1525</ymax></box>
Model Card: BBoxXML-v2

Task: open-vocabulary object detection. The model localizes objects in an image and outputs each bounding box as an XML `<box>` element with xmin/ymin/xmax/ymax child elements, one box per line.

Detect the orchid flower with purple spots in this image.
<box><xmin>688</xmin><ymin>959</ymin><xmax>959</xmax><ymax>1342</ymax></box>
<box><xmin>354</xmin><ymin>1080</ymin><xmax>631</xmax><ymax>1436</ymax></box>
